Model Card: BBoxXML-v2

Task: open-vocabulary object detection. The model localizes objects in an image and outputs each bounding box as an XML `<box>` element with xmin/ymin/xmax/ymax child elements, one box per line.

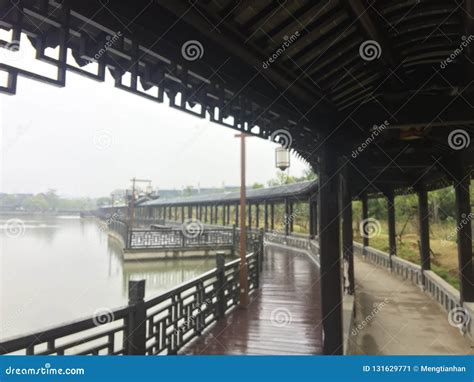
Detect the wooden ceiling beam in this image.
<box><xmin>464</xmin><ymin>0</ymin><xmax>474</xmax><ymax>81</ymax></box>
<box><xmin>155</xmin><ymin>0</ymin><xmax>335</xmax><ymax>112</ymax></box>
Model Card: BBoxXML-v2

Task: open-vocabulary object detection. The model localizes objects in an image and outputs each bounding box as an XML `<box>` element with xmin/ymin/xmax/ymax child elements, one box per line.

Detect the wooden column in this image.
<box><xmin>341</xmin><ymin>164</ymin><xmax>354</xmax><ymax>295</ymax></box>
<box><xmin>309</xmin><ymin>198</ymin><xmax>318</xmax><ymax>238</ymax></box>
<box><xmin>248</xmin><ymin>204</ymin><xmax>252</xmax><ymax>229</ymax></box>
<box><xmin>270</xmin><ymin>203</ymin><xmax>275</xmax><ymax>231</ymax></box>
<box><xmin>214</xmin><ymin>204</ymin><xmax>218</xmax><ymax>224</ymax></box>
<box><xmin>284</xmin><ymin>198</ymin><xmax>290</xmax><ymax>236</ymax></box>
<box><xmin>255</xmin><ymin>203</ymin><xmax>260</xmax><ymax>228</ymax></box>
<box><xmin>361</xmin><ymin>193</ymin><xmax>369</xmax><ymax>249</ymax></box>
<box><xmin>417</xmin><ymin>185</ymin><xmax>431</xmax><ymax>278</ymax></box>
<box><xmin>264</xmin><ymin>201</ymin><xmax>269</xmax><ymax>232</ymax></box>
<box><xmin>181</xmin><ymin>206</ymin><xmax>185</xmax><ymax>222</ymax></box>
<box><xmin>454</xmin><ymin>168</ymin><xmax>474</xmax><ymax>303</ymax></box>
<box><xmin>222</xmin><ymin>204</ymin><xmax>226</xmax><ymax>226</ymax></box>
<box><xmin>289</xmin><ymin>202</ymin><xmax>294</xmax><ymax>233</ymax></box>
<box><xmin>235</xmin><ymin>204</ymin><xmax>239</xmax><ymax>226</ymax></box>
<box><xmin>386</xmin><ymin>190</ymin><xmax>396</xmax><ymax>269</ymax></box>
<box><xmin>319</xmin><ymin>148</ymin><xmax>343</xmax><ymax>355</ymax></box>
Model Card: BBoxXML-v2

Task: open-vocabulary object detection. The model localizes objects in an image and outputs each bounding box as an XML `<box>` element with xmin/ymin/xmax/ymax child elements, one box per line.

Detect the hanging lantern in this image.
<box><xmin>275</xmin><ymin>147</ymin><xmax>290</xmax><ymax>171</ymax></box>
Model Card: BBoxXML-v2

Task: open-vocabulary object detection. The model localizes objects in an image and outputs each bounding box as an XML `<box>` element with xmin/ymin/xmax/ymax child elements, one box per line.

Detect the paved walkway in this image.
<box><xmin>351</xmin><ymin>256</ymin><xmax>473</xmax><ymax>355</ymax></box>
<box><xmin>181</xmin><ymin>244</ymin><xmax>323</xmax><ymax>355</ymax></box>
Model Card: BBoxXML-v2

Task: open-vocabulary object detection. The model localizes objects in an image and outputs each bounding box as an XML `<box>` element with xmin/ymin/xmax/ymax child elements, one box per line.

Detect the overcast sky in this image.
<box><xmin>0</xmin><ymin>35</ymin><xmax>307</xmax><ymax>198</ymax></box>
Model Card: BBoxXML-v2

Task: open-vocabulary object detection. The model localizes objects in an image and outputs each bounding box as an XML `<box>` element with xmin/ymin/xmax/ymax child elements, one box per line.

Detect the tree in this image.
<box><xmin>252</xmin><ymin>182</ymin><xmax>264</xmax><ymax>189</ymax></box>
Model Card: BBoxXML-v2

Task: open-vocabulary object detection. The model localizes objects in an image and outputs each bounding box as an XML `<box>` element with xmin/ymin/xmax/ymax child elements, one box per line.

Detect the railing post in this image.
<box><xmin>127</xmin><ymin>224</ymin><xmax>131</xmax><ymax>250</ymax></box>
<box><xmin>215</xmin><ymin>251</ymin><xmax>226</xmax><ymax>319</ymax></box>
<box><xmin>125</xmin><ymin>280</ymin><xmax>146</xmax><ymax>355</ymax></box>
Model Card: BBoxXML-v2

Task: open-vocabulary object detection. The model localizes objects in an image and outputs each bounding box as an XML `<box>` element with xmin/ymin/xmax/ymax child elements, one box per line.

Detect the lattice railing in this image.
<box><xmin>0</xmin><ymin>306</ymin><xmax>129</xmax><ymax>355</ymax></box>
<box><xmin>0</xmin><ymin>237</ymin><xmax>263</xmax><ymax>356</ymax></box>
<box><xmin>129</xmin><ymin>228</ymin><xmax>234</xmax><ymax>250</ymax></box>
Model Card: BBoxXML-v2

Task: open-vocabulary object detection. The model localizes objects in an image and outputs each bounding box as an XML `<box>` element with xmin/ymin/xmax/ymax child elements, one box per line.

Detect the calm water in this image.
<box><xmin>0</xmin><ymin>215</ymin><xmax>215</xmax><ymax>340</ymax></box>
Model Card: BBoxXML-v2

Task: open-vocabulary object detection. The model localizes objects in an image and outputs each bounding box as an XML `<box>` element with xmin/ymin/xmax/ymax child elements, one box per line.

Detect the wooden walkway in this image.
<box><xmin>181</xmin><ymin>244</ymin><xmax>323</xmax><ymax>355</ymax></box>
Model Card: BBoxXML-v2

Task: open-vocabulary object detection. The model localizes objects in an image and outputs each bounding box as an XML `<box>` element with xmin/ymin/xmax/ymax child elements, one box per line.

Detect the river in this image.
<box><xmin>0</xmin><ymin>215</ymin><xmax>215</xmax><ymax>340</ymax></box>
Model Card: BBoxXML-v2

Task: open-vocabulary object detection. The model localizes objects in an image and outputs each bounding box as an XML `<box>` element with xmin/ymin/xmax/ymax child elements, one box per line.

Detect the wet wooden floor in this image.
<box><xmin>181</xmin><ymin>244</ymin><xmax>323</xmax><ymax>355</ymax></box>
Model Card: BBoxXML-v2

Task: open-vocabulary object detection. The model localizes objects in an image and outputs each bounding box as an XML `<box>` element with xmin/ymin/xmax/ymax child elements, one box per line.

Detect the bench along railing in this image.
<box><xmin>0</xmin><ymin>240</ymin><xmax>263</xmax><ymax>355</ymax></box>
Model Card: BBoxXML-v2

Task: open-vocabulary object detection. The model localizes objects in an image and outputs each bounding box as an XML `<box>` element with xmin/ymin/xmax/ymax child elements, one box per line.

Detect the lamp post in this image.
<box><xmin>234</xmin><ymin>133</ymin><xmax>254</xmax><ymax>308</ymax></box>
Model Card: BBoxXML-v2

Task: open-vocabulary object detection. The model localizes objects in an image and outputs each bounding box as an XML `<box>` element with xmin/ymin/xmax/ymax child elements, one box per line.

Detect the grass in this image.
<box><xmin>354</xmin><ymin>222</ymin><xmax>461</xmax><ymax>290</ymax></box>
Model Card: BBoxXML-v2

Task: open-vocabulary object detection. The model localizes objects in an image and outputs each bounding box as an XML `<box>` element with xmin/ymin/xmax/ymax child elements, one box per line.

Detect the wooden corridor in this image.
<box><xmin>181</xmin><ymin>244</ymin><xmax>323</xmax><ymax>355</ymax></box>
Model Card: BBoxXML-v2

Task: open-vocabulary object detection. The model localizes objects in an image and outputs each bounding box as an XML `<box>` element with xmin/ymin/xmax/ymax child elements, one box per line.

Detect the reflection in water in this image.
<box><xmin>0</xmin><ymin>215</ymin><xmax>216</xmax><ymax>340</ymax></box>
<box><xmin>122</xmin><ymin>258</ymin><xmax>214</xmax><ymax>298</ymax></box>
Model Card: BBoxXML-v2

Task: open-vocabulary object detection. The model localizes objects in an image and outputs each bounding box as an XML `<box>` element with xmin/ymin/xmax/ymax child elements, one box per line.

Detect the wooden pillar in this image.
<box><xmin>319</xmin><ymin>148</ymin><xmax>343</xmax><ymax>355</ymax></box>
<box><xmin>289</xmin><ymin>202</ymin><xmax>294</xmax><ymax>233</ymax></box>
<box><xmin>341</xmin><ymin>163</ymin><xmax>354</xmax><ymax>295</ymax></box>
<box><xmin>264</xmin><ymin>201</ymin><xmax>269</xmax><ymax>232</ymax></box>
<box><xmin>255</xmin><ymin>203</ymin><xmax>260</xmax><ymax>228</ymax></box>
<box><xmin>386</xmin><ymin>190</ymin><xmax>396</xmax><ymax>269</ymax></box>
<box><xmin>270</xmin><ymin>203</ymin><xmax>275</xmax><ymax>231</ymax></box>
<box><xmin>248</xmin><ymin>204</ymin><xmax>252</xmax><ymax>229</ymax></box>
<box><xmin>417</xmin><ymin>185</ymin><xmax>431</xmax><ymax>278</ymax></box>
<box><xmin>214</xmin><ymin>204</ymin><xmax>218</xmax><ymax>224</ymax></box>
<box><xmin>284</xmin><ymin>198</ymin><xmax>290</xmax><ymax>236</ymax></box>
<box><xmin>204</xmin><ymin>205</ymin><xmax>208</xmax><ymax>223</ymax></box>
<box><xmin>223</xmin><ymin>204</ymin><xmax>226</xmax><ymax>226</ymax></box>
<box><xmin>181</xmin><ymin>206</ymin><xmax>185</xmax><ymax>222</ymax></box>
<box><xmin>361</xmin><ymin>193</ymin><xmax>369</xmax><ymax>249</ymax></box>
<box><xmin>235</xmin><ymin>204</ymin><xmax>239</xmax><ymax>226</ymax></box>
<box><xmin>309</xmin><ymin>197</ymin><xmax>318</xmax><ymax>238</ymax></box>
<box><xmin>454</xmin><ymin>168</ymin><xmax>474</xmax><ymax>303</ymax></box>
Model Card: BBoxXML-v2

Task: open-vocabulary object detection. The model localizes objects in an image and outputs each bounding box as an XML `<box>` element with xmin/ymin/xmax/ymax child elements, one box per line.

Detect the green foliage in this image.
<box><xmin>251</xmin><ymin>182</ymin><xmax>264</xmax><ymax>189</ymax></box>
